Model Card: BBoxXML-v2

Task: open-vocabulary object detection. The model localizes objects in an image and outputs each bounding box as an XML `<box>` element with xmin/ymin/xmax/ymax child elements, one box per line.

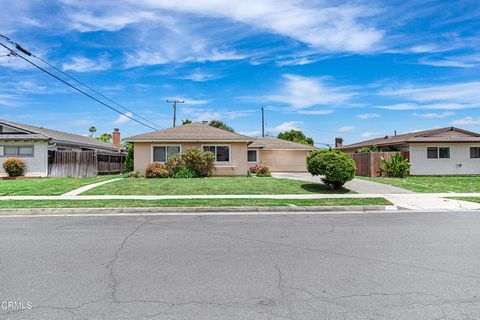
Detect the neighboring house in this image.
<box><xmin>126</xmin><ymin>122</ymin><xmax>316</xmax><ymax>175</ymax></box>
<box><xmin>248</xmin><ymin>137</ymin><xmax>316</xmax><ymax>172</ymax></box>
<box><xmin>339</xmin><ymin>127</ymin><xmax>480</xmax><ymax>175</ymax></box>
<box><xmin>0</xmin><ymin>119</ymin><xmax>120</xmax><ymax>177</ymax></box>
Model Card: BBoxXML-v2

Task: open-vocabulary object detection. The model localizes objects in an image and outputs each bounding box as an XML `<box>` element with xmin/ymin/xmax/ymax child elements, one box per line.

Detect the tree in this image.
<box><xmin>89</xmin><ymin>126</ymin><xmax>97</xmax><ymax>138</ymax></box>
<box><xmin>307</xmin><ymin>149</ymin><xmax>355</xmax><ymax>189</ymax></box>
<box><xmin>124</xmin><ymin>143</ymin><xmax>134</xmax><ymax>173</ymax></box>
<box><xmin>208</xmin><ymin>120</ymin><xmax>235</xmax><ymax>132</ymax></box>
<box><xmin>182</xmin><ymin>119</ymin><xmax>192</xmax><ymax>125</ymax></box>
<box><xmin>277</xmin><ymin>130</ymin><xmax>314</xmax><ymax>146</ymax></box>
<box><xmin>96</xmin><ymin>133</ymin><xmax>112</xmax><ymax>143</ymax></box>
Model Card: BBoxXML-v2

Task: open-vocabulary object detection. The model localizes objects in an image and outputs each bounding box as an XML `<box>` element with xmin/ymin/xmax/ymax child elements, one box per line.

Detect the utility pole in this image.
<box><xmin>166</xmin><ymin>100</ymin><xmax>185</xmax><ymax>127</ymax></box>
<box><xmin>261</xmin><ymin>107</ymin><xmax>265</xmax><ymax>138</ymax></box>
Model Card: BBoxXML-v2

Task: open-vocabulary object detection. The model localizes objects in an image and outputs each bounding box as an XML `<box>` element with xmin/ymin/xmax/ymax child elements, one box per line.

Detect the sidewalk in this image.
<box><xmin>0</xmin><ymin>193</ymin><xmax>480</xmax><ymax>211</ymax></box>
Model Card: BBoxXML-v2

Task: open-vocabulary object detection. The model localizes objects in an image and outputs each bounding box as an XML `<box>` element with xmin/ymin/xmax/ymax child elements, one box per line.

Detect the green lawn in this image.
<box><xmin>0</xmin><ymin>175</ymin><xmax>123</xmax><ymax>196</ymax></box>
<box><xmin>359</xmin><ymin>176</ymin><xmax>480</xmax><ymax>193</ymax></box>
<box><xmin>0</xmin><ymin>198</ymin><xmax>390</xmax><ymax>209</ymax></box>
<box><xmin>84</xmin><ymin>177</ymin><xmax>352</xmax><ymax>195</ymax></box>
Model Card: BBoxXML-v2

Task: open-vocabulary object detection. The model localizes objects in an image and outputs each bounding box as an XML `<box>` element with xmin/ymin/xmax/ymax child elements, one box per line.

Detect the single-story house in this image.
<box><xmin>338</xmin><ymin>127</ymin><xmax>480</xmax><ymax>175</ymax></box>
<box><xmin>126</xmin><ymin>122</ymin><xmax>316</xmax><ymax>175</ymax></box>
<box><xmin>0</xmin><ymin>119</ymin><xmax>121</xmax><ymax>177</ymax></box>
<box><xmin>248</xmin><ymin>137</ymin><xmax>315</xmax><ymax>172</ymax></box>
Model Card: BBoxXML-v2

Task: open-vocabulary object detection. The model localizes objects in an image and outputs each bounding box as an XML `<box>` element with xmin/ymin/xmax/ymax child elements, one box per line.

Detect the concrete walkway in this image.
<box><xmin>272</xmin><ymin>172</ymin><xmax>413</xmax><ymax>194</ymax></box>
<box><xmin>1</xmin><ymin>192</ymin><xmax>480</xmax><ymax>211</ymax></box>
<box><xmin>61</xmin><ymin>178</ymin><xmax>124</xmax><ymax>196</ymax></box>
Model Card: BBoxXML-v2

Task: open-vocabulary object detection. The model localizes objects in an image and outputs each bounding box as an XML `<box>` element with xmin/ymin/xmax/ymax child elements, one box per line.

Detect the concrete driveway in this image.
<box><xmin>272</xmin><ymin>172</ymin><xmax>413</xmax><ymax>194</ymax></box>
<box><xmin>1</xmin><ymin>212</ymin><xmax>480</xmax><ymax>319</ymax></box>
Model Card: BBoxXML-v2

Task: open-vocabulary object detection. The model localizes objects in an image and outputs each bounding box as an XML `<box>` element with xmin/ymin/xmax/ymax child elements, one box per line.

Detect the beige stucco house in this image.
<box><xmin>126</xmin><ymin>122</ymin><xmax>316</xmax><ymax>175</ymax></box>
<box><xmin>339</xmin><ymin>127</ymin><xmax>480</xmax><ymax>176</ymax></box>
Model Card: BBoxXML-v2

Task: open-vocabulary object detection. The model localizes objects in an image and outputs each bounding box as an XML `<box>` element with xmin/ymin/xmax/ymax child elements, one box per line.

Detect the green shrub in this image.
<box><xmin>165</xmin><ymin>153</ymin><xmax>184</xmax><ymax>176</ymax></box>
<box><xmin>166</xmin><ymin>148</ymin><xmax>215</xmax><ymax>177</ymax></box>
<box><xmin>307</xmin><ymin>150</ymin><xmax>355</xmax><ymax>189</ymax></box>
<box><xmin>181</xmin><ymin>147</ymin><xmax>215</xmax><ymax>177</ymax></box>
<box><xmin>3</xmin><ymin>157</ymin><xmax>26</xmax><ymax>177</ymax></box>
<box><xmin>380</xmin><ymin>153</ymin><xmax>410</xmax><ymax>178</ymax></box>
<box><xmin>249</xmin><ymin>164</ymin><xmax>260</xmax><ymax>173</ymax></box>
<box><xmin>356</xmin><ymin>145</ymin><xmax>379</xmax><ymax>153</ymax></box>
<box><xmin>145</xmin><ymin>162</ymin><xmax>169</xmax><ymax>178</ymax></box>
<box><xmin>255</xmin><ymin>165</ymin><xmax>271</xmax><ymax>177</ymax></box>
<box><xmin>127</xmin><ymin>171</ymin><xmax>142</xmax><ymax>178</ymax></box>
<box><xmin>172</xmin><ymin>166</ymin><xmax>198</xmax><ymax>178</ymax></box>
<box><xmin>124</xmin><ymin>143</ymin><xmax>134</xmax><ymax>173</ymax></box>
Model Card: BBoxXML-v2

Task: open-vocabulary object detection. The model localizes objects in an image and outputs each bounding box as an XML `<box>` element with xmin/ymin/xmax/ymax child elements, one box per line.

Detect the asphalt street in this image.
<box><xmin>1</xmin><ymin>211</ymin><xmax>480</xmax><ymax>319</ymax></box>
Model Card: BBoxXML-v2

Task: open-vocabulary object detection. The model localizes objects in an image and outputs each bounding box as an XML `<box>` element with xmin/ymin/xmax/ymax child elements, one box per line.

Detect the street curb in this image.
<box><xmin>0</xmin><ymin>205</ymin><xmax>398</xmax><ymax>216</ymax></box>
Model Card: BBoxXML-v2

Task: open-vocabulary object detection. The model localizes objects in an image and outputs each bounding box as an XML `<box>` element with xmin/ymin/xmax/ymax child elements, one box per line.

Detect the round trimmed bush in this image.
<box><xmin>3</xmin><ymin>157</ymin><xmax>26</xmax><ymax>177</ymax></box>
<box><xmin>307</xmin><ymin>150</ymin><xmax>355</xmax><ymax>189</ymax></box>
<box><xmin>145</xmin><ymin>162</ymin><xmax>169</xmax><ymax>178</ymax></box>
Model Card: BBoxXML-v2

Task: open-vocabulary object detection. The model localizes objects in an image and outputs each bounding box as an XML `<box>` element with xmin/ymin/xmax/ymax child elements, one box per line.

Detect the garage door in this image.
<box><xmin>259</xmin><ymin>150</ymin><xmax>309</xmax><ymax>172</ymax></box>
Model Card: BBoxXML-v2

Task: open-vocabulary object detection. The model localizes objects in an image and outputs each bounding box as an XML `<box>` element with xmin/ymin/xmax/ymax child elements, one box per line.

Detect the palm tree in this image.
<box><xmin>89</xmin><ymin>126</ymin><xmax>97</xmax><ymax>138</ymax></box>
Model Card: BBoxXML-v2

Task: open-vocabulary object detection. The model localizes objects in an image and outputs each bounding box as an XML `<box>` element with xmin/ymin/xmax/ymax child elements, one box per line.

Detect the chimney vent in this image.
<box><xmin>335</xmin><ymin>137</ymin><xmax>343</xmax><ymax>149</ymax></box>
<box><xmin>112</xmin><ymin>128</ymin><xmax>121</xmax><ymax>152</ymax></box>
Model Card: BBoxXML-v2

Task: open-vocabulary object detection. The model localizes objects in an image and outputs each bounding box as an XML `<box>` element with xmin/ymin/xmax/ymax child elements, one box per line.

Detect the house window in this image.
<box><xmin>203</xmin><ymin>145</ymin><xmax>230</xmax><ymax>162</ymax></box>
<box><xmin>427</xmin><ymin>147</ymin><xmax>438</xmax><ymax>159</ymax></box>
<box><xmin>152</xmin><ymin>145</ymin><xmax>180</xmax><ymax>162</ymax></box>
<box><xmin>470</xmin><ymin>147</ymin><xmax>480</xmax><ymax>158</ymax></box>
<box><xmin>427</xmin><ymin>147</ymin><xmax>450</xmax><ymax>159</ymax></box>
<box><xmin>247</xmin><ymin>150</ymin><xmax>258</xmax><ymax>163</ymax></box>
<box><xmin>439</xmin><ymin>147</ymin><xmax>450</xmax><ymax>158</ymax></box>
<box><xmin>1</xmin><ymin>145</ymin><xmax>34</xmax><ymax>156</ymax></box>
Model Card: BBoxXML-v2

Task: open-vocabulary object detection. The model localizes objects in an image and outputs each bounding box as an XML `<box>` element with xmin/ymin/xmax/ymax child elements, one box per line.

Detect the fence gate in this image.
<box><xmin>350</xmin><ymin>151</ymin><xmax>409</xmax><ymax>177</ymax></box>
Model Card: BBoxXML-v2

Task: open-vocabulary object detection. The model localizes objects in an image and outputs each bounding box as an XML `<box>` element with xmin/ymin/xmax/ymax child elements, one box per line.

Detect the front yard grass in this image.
<box><xmin>0</xmin><ymin>198</ymin><xmax>390</xmax><ymax>209</ymax></box>
<box><xmin>83</xmin><ymin>177</ymin><xmax>353</xmax><ymax>195</ymax></box>
<box><xmin>0</xmin><ymin>175</ymin><xmax>123</xmax><ymax>196</ymax></box>
<box><xmin>358</xmin><ymin>176</ymin><xmax>480</xmax><ymax>193</ymax></box>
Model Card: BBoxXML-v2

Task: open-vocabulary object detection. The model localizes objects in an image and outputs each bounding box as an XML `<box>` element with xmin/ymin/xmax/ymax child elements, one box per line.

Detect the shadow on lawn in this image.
<box><xmin>300</xmin><ymin>183</ymin><xmax>350</xmax><ymax>194</ymax></box>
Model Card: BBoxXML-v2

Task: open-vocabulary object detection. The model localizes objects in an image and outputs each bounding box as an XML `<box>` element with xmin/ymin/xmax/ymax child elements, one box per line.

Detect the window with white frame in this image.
<box><xmin>203</xmin><ymin>145</ymin><xmax>230</xmax><ymax>162</ymax></box>
<box><xmin>152</xmin><ymin>145</ymin><xmax>180</xmax><ymax>162</ymax></box>
<box><xmin>1</xmin><ymin>145</ymin><xmax>34</xmax><ymax>157</ymax></box>
<box><xmin>247</xmin><ymin>150</ymin><xmax>258</xmax><ymax>163</ymax></box>
<box><xmin>427</xmin><ymin>147</ymin><xmax>450</xmax><ymax>159</ymax></box>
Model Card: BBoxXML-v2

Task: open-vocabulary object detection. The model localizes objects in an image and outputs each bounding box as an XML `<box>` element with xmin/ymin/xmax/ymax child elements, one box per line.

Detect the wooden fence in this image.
<box><xmin>48</xmin><ymin>150</ymin><xmax>125</xmax><ymax>177</ymax></box>
<box><xmin>350</xmin><ymin>151</ymin><xmax>409</xmax><ymax>177</ymax></box>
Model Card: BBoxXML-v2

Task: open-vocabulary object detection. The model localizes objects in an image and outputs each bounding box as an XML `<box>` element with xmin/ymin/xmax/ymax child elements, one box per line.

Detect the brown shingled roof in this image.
<box><xmin>126</xmin><ymin>122</ymin><xmax>253</xmax><ymax>142</ymax></box>
<box><xmin>249</xmin><ymin>137</ymin><xmax>316</xmax><ymax>150</ymax></box>
<box><xmin>340</xmin><ymin>127</ymin><xmax>480</xmax><ymax>151</ymax></box>
<box><xmin>0</xmin><ymin>119</ymin><xmax>118</xmax><ymax>152</ymax></box>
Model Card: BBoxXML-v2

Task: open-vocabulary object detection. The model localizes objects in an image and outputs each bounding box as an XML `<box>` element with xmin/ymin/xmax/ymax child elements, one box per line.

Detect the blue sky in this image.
<box><xmin>0</xmin><ymin>0</ymin><xmax>479</xmax><ymax>146</ymax></box>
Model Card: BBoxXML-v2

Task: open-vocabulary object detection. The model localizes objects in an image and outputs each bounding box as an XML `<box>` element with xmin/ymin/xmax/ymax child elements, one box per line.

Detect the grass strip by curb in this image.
<box><xmin>448</xmin><ymin>197</ymin><xmax>480</xmax><ymax>203</ymax></box>
<box><xmin>0</xmin><ymin>198</ymin><xmax>390</xmax><ymax>209</ymax></box>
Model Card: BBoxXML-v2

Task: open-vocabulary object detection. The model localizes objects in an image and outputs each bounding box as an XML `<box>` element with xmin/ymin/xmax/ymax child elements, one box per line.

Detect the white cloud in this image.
<box><xmin>418</xmin><ymin>54</ymin><xmax>480</xmax><ymax>68</ymax></box>
<box><xmin>380</xmin><ymin>82</ymin><xmax>480</xmax><ymax>105</ymax></box>
<box><xmin>357</xmin><ymin>113</ymin><xmax>380</xmax><ymax>119</ymax></box>
<box><xmin>412</xmin><ymin>111</ymin><xmax>455</xmax><ymax>119</ymax></box>
<box><xmin>452</xmin><ymin>117</ymin><xmax>480</xmax><ymax>126</ymax></box>
<box><xmin>296</xmin><ymin>110</ymin><xmax>333</xmax><ymax>115</ymax></box>
<box><xmin>268</xmin><ymin>121</ymin><xmax>302</xmax><ymax>133</ymax></box>
<box><xmin>113</xmin><ymin>112</ymin><xmax>133</xmax><ymax>124</ymax></box>
<box><xmin>63</xmin><ymin>1</ymin><xmax>383</xmax><ymax>53</ymax></box>
<box><xmin>337</xmin><ymin>126</ymin><xmax>355</xmax><ymax>132</ymax></box>
<box><xmin>361</xmin><ymin>131</ymin><xmax>380</xmax><ymax>138</ymax></box>
<box><xmin>378</xmin><ymin>102</ymin><xmax>472</xmax><ymax>110</ymax></box>
<box><xmin>179</xmin><ymin>70</ymin><xmax>219</xmax><ymax>82</ymax></box>
<box><xmin>62</xmin><ymin>55</ymin><xmax>112</xmax><ymax>72</ymax></box>
<box><xmin>266</xmin><ymin>74</ymin><xmax>353</xmax><ymax>109</ymax></box>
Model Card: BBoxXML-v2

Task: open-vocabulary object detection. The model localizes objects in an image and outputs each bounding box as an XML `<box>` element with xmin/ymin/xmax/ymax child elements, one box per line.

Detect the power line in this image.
<box><xmin>166</xmin><ymin>100</ymin><xmax>184</xmax><ymax>127</ymax></box>
<box><xmin>0</xmin><ymin>34</ymin><xmax>162</xmax><ymax>130</ymax></box>
<box><xmin>0</xmin><ymin>42</ymin><xmax>159</xmax><ymax>131</ymax></box>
